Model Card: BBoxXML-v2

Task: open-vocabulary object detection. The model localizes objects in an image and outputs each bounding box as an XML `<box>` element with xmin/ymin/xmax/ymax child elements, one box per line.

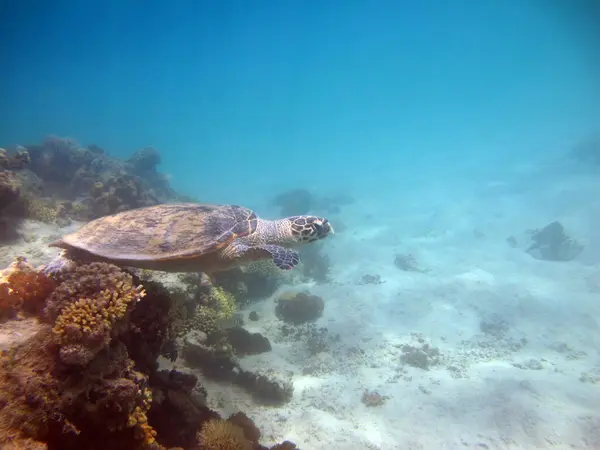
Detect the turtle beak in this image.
<box><xmin>326</xmin><ymin>221</ymin><xmax>335</xmax><ymax>235</ymax></box>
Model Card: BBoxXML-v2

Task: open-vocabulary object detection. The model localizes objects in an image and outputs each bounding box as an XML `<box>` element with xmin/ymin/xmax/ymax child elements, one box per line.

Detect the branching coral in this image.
<box><xmin>52</xmin><ymin>285</ymin><xmax>145</xmax><ymax>365</ymax></box>
<box><xmin>45</xmin><ymin>262</ymin><xmax>139</xmax><ymax>320</ymax></box>
<box><xmin>0</xmin><ymin>257</ymin><xmax>298</xmax><ymax>450</ymax></box>
<box><xmin>0</xmin><ymin>257</ymin><xmax>55</xmax><ymax>320</ymax></box>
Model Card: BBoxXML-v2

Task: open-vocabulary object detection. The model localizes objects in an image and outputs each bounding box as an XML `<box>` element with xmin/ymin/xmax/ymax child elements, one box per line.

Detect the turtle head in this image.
<box><xmin>288</xmin><ymin>216</ymin><xmax>334</xmax><ymax>243</ymax></box>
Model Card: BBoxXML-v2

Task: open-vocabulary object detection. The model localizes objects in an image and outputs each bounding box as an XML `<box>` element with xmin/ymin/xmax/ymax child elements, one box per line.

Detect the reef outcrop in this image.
<box><xmin>1</xmin><ymin>136</ymin><xmax>188</xmax><ymax>226</ymax></box>
<box><xmin>0</xmin><ymin>257</ymin><xmax>297</xmax><ymax>450</ymax></box>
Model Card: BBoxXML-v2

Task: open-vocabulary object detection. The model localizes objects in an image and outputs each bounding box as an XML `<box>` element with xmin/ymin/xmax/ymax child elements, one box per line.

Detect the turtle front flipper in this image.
<box><xmin>259</xmin><ymin>244</ymin><xmax>300</xmax><ymax>270</ymax></box>
<box><xmin>235</xmin><ymin>243</ymin><xmax>300</xmax><ymax>270</ymax></box>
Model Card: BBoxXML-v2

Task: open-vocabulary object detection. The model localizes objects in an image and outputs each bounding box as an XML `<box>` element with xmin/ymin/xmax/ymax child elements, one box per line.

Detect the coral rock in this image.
<box><xmin>275</xmin><ymin>291</ymin><xmax>324</xmax><ymax>325</ymax></box>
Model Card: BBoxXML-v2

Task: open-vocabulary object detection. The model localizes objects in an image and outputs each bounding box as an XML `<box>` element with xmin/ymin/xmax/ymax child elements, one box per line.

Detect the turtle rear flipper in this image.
<box><xmin>236</xmin><ymin>243</ymin><xmax>300</xmax><ymax>270</ymax></box>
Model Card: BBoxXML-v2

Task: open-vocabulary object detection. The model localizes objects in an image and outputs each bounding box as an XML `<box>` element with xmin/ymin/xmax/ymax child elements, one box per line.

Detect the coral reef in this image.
<box><xmin>0</xmin><ymin>169</ymin><xmax>20</xmax><ymax>212</ymax></box>
<box><xmin>0</xmin><ymin>258</ymin><xmax>297</xmax><ymax>449</ymax></box>
<box><xmin>2</xmin><ymin>136</ymin><xmax>184</xmax><ymax>224</ymax></box>
<box><xmin>275</xmin><ymin>291</ymin><xmax>324</xmax><ymax>325</ymax></box>
<box><xmin>0</xmin><ymin>147</ymin><xmax>31</xmax><ymax>213</ymax></box>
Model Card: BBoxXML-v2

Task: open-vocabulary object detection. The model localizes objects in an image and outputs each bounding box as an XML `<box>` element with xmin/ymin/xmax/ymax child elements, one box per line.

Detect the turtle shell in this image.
<box><xmin>52</xmin><ymin>203</ymin><xmax>258</xmax><ymax>263</ymax></box>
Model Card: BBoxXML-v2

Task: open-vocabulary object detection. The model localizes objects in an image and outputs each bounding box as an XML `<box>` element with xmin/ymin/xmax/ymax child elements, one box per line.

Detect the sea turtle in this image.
<box><xmin>44</xmin><ymin>203</ymin><xmax>334</xmax><ymax>274</ymax></box>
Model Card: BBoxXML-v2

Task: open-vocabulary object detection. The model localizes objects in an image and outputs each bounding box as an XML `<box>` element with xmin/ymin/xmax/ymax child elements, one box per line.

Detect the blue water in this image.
<box><xmin>1</xmin><ymin>1</ymin><xmax>598</xmax><ymax>205</ymax></box>
<box><xmin>2</xmin><ymin>2</ymin><xmax>600</xmax><ymax>447</ymax></box>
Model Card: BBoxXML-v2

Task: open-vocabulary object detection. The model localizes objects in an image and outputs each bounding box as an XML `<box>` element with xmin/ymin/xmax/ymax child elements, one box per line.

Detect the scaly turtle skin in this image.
<box><xmin>45</xmin><ymin>203</ymin><xmax>334</xmax><ymax>274</ymax></box>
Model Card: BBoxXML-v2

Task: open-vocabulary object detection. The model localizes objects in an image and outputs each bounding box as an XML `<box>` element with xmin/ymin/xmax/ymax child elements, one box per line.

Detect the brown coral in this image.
<box><xmin>0</xmin><ymin>257</ymin><xmax>55</xmax><ymax>320</ymax></box>
<box><xmin>197</xmin><ymin>419</ymin><xmax>253</xmax><ymax>450</ymax></box>
<box><xmin>46</xmin><ymin>263</ymin><xmax>145</xmax><ymax>365</ymax></box>
<box><xmin>0</xmin><ymin>326</ymin><xmax>64</xmax><ymax>447</ymax></box>
<box><xmin>0</xmin><ymin>325</ymin><xmax>160</xmax><ymax>450</ymax></box>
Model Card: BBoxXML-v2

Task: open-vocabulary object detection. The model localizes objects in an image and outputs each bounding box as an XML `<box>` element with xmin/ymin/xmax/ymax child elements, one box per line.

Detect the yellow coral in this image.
<box><xmin>212</xmin><ymin>286</ymin><xmax>236</xmax><ymax>321</ymax></box>
<box><xmin>128</xmin><ymin>388</ymin><xmax>157</xmax><ymax>446</ymax></box>
<box><xmin>197</xmin><ymin>419</ymin><xmax>252</xmax><ymax>450</ymax></box>
<box><xmin>52</xmin><ymin>282</ymin><xmax>145</xmax><ymax>364</ymax></box>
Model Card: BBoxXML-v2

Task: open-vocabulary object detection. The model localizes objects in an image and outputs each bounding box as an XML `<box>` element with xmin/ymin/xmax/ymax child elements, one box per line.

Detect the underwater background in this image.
<box><xmin>1</xmin><ymin>1</ymin><xmax>600</xmax><ymax>449</ymax></box>
<box><xmin>2</xmin><ymin>1</ymin><xmax>598</xmax><ymax>203</ymax></box>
